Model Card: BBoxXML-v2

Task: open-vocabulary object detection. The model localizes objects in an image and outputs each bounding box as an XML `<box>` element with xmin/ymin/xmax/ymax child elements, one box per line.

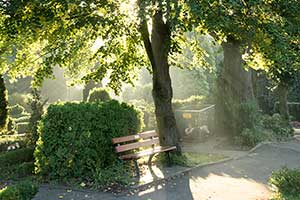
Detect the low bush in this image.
<box><xmin>93</xmin><ymin>160</ymin><xmax>132</xmax><ymax>186</ymax></box>
<box><xmin>262</xmin><ymin>114</ymin><xmax>294</xmax><ymax>141</ymax></box>
<box><xmin>269</xmin><ymin>167</ymin><xmax>300</xmax><ymax>200</ymax></box>
<box><xmin>0</xmin><ymin>147</ymin><xmax>35</xmax><ymax>179</ymax></box>
<box><xmin>0</xmin><ymin>181</ymin><xmax>38</xmax><ymax>200</ymax></box>
<box><xmin>234</xmin><ymin>102</ymin><xmax>293</xmax><ymax>147</ymax></box>
<box><xmin>87</xmin><ymin>88</ymin><xmax>111</xmax><ymax>102</ymax></box>
<box><xmin>0</xmin><ymin>147</ymin><xmax>34</xmax><ymax>167</ymax></box>
<box><xmin>0</xmin><ymin>135</ymin><xmax>26</xmax><ymax>152</ymax></box>
<box><xmin>34</xmin><ymin>100</ymin><xmax>143</xmax><ymax>186</ymax></box>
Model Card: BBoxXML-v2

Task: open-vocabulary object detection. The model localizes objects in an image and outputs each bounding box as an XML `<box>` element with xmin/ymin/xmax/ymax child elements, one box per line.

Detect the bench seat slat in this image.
<box><xmin>112</xmin><ymin>130</ymin><xmax>158</xmax><ymax>144</ymax></box>
<box><xmin>120</xmin><ymin>146</ymin><xmax>176</xmax><ymax>160</ymax></box>
<box><xmin>115</xmin><ymin>138</ymin><xmax>159</xmax><ymax>153</ymax></box>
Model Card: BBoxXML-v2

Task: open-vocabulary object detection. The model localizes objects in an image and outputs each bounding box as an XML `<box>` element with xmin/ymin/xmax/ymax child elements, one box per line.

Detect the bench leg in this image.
<box><xmin>166</xmin><ymin>151</ymin><xmax>172</xmax><ymax>166</ymax></box>
<box><xmin>133</xmin><ymin>159</ymin><xmax>140</xmax><ymax>178</ymax></box>
<box><xmin>148</xmin><ymin>154</ymin><xmax>155</xmax><ymax>166</ymax></box>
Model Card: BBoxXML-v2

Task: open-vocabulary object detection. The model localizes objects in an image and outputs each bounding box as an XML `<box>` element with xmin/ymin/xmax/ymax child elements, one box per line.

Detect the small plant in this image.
<box><xmin>93</xmin><ymin>161</ymin><xmax>132</xmax><ymax>187</ymax></box>
<box><xmin>87</xmin><ymin>88</ymin><xmax>111</xmax><ymax>102</ymax></box>
<box><xmin>27</xmin><ymin>89</ymin><xmax>47</xmax><ymax>145</ymax></box>
<box><xmin>269</xmin><ymin>167</ymin><xmax>300</xmax><ymax>200</ymax></box>
<box><xmin>0</xmin><ymin>181</ymin><xmax>38</xmax><ymax>200</ymax></box>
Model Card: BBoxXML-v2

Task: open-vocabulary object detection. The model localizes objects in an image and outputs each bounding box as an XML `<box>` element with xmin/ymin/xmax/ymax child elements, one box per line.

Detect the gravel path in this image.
<box><xmin>33</xmin><ymin>138</ymin><xmax>300</xmax><ymax>200</ymax></box>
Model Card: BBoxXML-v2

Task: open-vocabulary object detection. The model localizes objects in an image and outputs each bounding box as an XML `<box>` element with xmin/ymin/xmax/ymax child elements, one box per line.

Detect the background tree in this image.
<box><xmin>187</xmin><ymin>0</ymin><xmax>267</xmax><ymax>136</ymax></box>
<box><xmin>251</xmin><ymin>0</ymin><xmax>300</xmax><ymax>120</ymax></box>
<box><xmin>0</xmin><ymin>0</ymin><xmax>193</xmax><ymax>150</ymax></box>
<box><xmin>0</xmin><ymin>75</ymin><xmax>8</xmax><ymax>132</ymax></box>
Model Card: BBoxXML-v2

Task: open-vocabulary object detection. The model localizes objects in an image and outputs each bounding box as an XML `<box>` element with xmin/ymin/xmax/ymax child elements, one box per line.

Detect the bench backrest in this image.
<box><xmin>112</xmin><ymin>130</ymin><xmax>159</xmax><ymax>153</ymax></box>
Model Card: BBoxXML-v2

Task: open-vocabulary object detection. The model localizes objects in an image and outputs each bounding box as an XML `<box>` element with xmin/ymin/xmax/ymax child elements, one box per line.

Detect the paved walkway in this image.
<box><xmin>33</xmin><ymin>138</ymin><xmax>300</xmax><ymax>200</ymax></box>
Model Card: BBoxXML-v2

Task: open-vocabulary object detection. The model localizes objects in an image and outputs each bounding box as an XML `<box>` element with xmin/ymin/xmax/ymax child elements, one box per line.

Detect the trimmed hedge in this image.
<box><xmin>0</xmin><ymin>147</ymin><xmax>35</xmax><ymax>180</ymax></box>
<box><xmin>0</xmin><ymin>147</ymin><xmax>34</xmax><ymax>167</ymax></box>
<box><xmin>87</xmin><ymin>88</ymin><xmax>111</xmax><ymax>102</ymax></box>
<box><xmin>34</xmin><ymin>100</ymin><xmax>143</xmax><ymax>182</ymax></box>
<box><xmin>0</xmin><ymin>135</ymin><xmax>26</xmax><ymax>152</ymax></box>
<box><xmin>0</xmin><ymin>181</ymin><xmax>38</xmax><ymax>200</ymax></box>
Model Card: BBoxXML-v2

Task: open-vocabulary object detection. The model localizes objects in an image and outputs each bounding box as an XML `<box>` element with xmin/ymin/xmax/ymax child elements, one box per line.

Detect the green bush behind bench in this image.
<box><xmin>34</xmin><ymin>100</ymin><xmax>143</xmax><ymax>185</ymax></box>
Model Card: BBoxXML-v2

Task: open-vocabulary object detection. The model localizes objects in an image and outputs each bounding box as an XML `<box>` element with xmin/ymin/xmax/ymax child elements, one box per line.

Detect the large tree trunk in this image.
<box><xmin>139</xmin><ymin>9</ymin><xmax>181</xmax><ymax>151</ymax></box>
<box><xmin>151</xmin><ymin>12</ymin><xmax>180</xmax><ymax>149</ymax></box>
<box><xmin>277</xmin><ymin>82</ymin><xmax>289</xmax><ymax>120</ymax></box>
<box><xmin>0</xmin><ymin>74</ymin><xmax>8</xmax><ymax>132</ymax></box>
<box><xmin>215</xmin><ymin>38</ymin><xmax>254</xmax><ymax>137</ymax></box>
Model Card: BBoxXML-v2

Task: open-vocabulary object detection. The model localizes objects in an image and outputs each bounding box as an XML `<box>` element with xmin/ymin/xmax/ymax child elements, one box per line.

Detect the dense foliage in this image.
<box><xmin>269</xmin><ymin>168</ymin><xmax>300</xmax><ymax>200</ymax></box>
<box><xmin>234</xmin><ymin>102</ymin><xmax>293</xmax><ymax>147</ymax></box>
<box><xmin>0</xmin><ymin>181</ymin><xmax>38</xmax><ymax>200</ymax></box>
<box><xmin>34</xmin><ymin>100</ymin><xmax>143</xmax><ymax>185</ymax></box>
<box><xmin>87</xmin><ymin>88</ymin><xmax>111</xmax><ymax>102</ymax></box>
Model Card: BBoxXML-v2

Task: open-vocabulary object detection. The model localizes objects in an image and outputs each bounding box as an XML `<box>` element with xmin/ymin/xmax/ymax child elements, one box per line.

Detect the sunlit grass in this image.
<box><xmin>139</xmin><ymin>152</ymin><xmax>227</xmax><ymax>167</ymax></box>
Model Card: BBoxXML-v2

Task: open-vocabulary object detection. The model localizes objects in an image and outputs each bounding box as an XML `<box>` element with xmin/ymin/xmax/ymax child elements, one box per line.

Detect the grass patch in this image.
<box><xmin>151</xmin><ymin>152</ymin><xmax>227</xmax><ymax>167</ymax></box>
<box><xmin>180</xmin><ymin>152</ymin><xmax>227</xmax><ymax>167</ymax></box>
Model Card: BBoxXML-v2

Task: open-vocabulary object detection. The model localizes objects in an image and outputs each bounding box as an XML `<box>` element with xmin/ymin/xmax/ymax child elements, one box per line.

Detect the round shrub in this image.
<box><xmin>87</xmin><ymin>88</ymin><xmax>111</xmax><ymax>102</ymax></box>
<box><xmin>34</xmin><ymin>100</ymin><xmax>143</xmax><ymax>183</ymax></box>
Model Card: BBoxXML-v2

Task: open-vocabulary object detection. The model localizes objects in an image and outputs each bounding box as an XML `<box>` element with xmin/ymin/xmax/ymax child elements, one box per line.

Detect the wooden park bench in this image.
<box><xmin>112</xmin><ymin>130</ymin><xmax>177</xmax><ymax>177</ymax></box>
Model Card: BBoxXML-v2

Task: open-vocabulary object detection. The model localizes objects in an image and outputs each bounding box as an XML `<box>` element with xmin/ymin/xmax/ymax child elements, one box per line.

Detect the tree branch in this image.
<box><xmin>137</xmin><ymin>0</ymin><xmax>156</xmax><ymax>69</ymax></box>
<box><xmin>140</xmin><ymin>19</ymin><xmax>156</xmax><ymax>69</ymax></box>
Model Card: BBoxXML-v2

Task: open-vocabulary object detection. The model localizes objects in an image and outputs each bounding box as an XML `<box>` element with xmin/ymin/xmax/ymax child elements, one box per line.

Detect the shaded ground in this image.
<box><xmin>33</xmin><ymin>137</ymin><xmax>300</xmax><ymax>200</ymax></box>
<box><xmin>182</xmin><ymin>135</ymin><xmax>249</xmax><ymax>158</ymax></box>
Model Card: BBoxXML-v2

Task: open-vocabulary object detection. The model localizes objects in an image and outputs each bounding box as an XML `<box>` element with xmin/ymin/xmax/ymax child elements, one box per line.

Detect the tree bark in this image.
<box><xmin>0</xmin><ymin>74</ymin><xmax>8</xmax><ymax>132</ymax></box>
<box><xmin>277</xmin><ymin>82</ymin><xmax>289</xmax><ymax>120</ymax></box>
<box><xmin>215</xmin><ymin>38</ymin><xmax>254</xmax><ymax>137</ymax></box>
<box><xmin>139</xmin><ymin>10</ymin><xmax>181</xmax><ymax>151</ymax></box>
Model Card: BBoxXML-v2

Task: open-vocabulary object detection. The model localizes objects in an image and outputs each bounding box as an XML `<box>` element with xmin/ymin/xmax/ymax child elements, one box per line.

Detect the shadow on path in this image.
<box><xmin>33</xmin><ymin>139</ymin><xmax>300</xmax><ymax>200</ymax></box>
